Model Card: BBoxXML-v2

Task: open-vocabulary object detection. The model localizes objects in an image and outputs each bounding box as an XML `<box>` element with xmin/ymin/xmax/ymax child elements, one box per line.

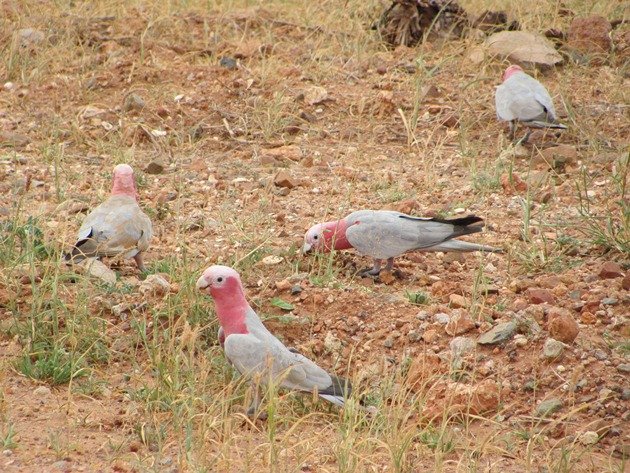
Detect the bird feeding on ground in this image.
<box><xmin>495</xmin><ymin>64</ymin><xmax>567</xmax><ymax>144</ymax></box>
<box><xmin>303</xmin><ymin>210</ymin><xmax>500</xmax><ymax>276</ymax></box>
<box><xmin>65</xmin><ymin>164</ymin><xmax>152</xmax><ymax>271</ymax></box>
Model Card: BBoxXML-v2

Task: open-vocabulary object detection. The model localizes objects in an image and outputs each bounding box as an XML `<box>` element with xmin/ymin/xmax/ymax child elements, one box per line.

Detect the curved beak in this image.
<box><xmin>196</xmin><ymin>275</ymin><xmax>209</xmax><ymax>291</ymax></box>
<box><xmin>301</xmin><ymin>242</ymin><xmax>312</xmax><ymax>254</ymax></box>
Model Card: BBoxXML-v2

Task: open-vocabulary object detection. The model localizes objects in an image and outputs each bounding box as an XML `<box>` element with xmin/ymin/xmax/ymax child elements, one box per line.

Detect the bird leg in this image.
<box><xmin>133</xmin><ymin>252</ymin><xmax>147</xmax><ymax>272</ymax></box>
<box><xmin>508</xmin><ymin>121</ymin><xmax>516</xmax><ymax>140</ymax></box>
<box><xmin>360</xmin><ymin>259</ymin><xmax>382</xmax><ymax>276</ymax></box>
<box><xmin>384</xmin><ymin>258</ymin><xmax>394</xmax><ymax>272</ymax></box>
<box><xmin>520</xmin><ymin>129</ymin><xmax>532</xmax><ymax>145</ymax></box>
<box><xmin>246</xmin><ymin>383</ymin><xmax>267</xmax><ymax>420</ymax></box>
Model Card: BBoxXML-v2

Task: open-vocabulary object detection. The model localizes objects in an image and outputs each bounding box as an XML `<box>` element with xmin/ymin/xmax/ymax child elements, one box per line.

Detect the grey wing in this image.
<box><xmin>495</xmin><ymin>83</ymin><xmax>516</xmax><ymax>121</ymax></box>
<box><xmin>273</xmin><ymin>348</ymin><xmax>333</xmax><ymax>392</ymax></box>
<box><xmin>223</xmin><ymin>333</ymin><xmax>268</xmax><ymax>377</ymax></box>
<box><xmin>530</xmin><ymin>81</ymin><xmax>557</xmax><ymax>121</ymax></box>
<box><xmin>224</xmin><ymin>332</ymin><xmax>332</xmax><ymax>392</ymax></box>
<box><xmin>345</xmin><ymin>211</ymin><xmax>462</xmax><ymax>259</ymax></box>
<box><xmin>75</xmin><ymin>202</ymin><xmax>149</xmax><ymax>258</ymax></box>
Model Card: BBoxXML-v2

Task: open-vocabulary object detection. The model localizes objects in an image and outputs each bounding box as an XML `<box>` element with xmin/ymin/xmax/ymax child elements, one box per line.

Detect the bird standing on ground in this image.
<box><xmin>303</xmin><ymin>210</ymin><xmax>500</xmax><ymax>276</ymax></box>
<box><xmin>196</xmin><ymin>265</ymin><xmax>351</xmax><ymax>417</ymax></box>
<box><xmin>495</xmin><ymin>64</ymin><xmax>567</xmax><ymax>143</ymax></box>
<box><xmin>65</xmin><ymin>164</ymin><xmax>153</xmax><ymax>271</ymax></box>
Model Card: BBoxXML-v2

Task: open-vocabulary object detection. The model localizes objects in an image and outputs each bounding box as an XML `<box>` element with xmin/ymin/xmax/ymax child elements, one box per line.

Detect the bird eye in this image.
<box><xmin>217</xmin><ymin>277</ymin><xmax>223</xmax><ymax>283</ymax></box>
<box><xmin>313</xmin><ymin>235</ymin><xmax>318</xmax><ymax>240</ymax></box>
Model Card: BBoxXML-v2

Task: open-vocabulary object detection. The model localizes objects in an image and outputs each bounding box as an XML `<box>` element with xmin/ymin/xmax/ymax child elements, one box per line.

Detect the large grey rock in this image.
<box><xmin>487</xmin><ymin>31</ymin><xmax>563</xmax><ymax>69</ymax></box>
<box><xmin>478</xmin><ymin>321</ymin><xmax>516</xmax><ymax>345</ymax></box>
<box><xmin>536</xmin><ymin>398</ymin><xmax>563</xmax><ymax>416</ymax></box>
<box><xmin>543</xmin><ymin>338</ymin><xmax>566</xmax><ymax>360</ymax></box>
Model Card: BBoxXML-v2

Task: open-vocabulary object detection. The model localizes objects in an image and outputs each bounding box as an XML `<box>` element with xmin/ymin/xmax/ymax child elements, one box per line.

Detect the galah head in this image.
<box><xmin>111</xmin><ymin>164</ymin><xmax>138</xmax><ymax>198</ymax></box>
<box><xmin>196</xmin><ymin>265</ymin><xmax>243</xmax><ymax>299</ymax></box>
<box><xmin>502</xmin><ymin>65</ymin><xmax>523</xmax><ymax>82</ymax></box>
<box><xmin>302</xmin><ymin>219</ymin><xmax>350</xmax><ymax>254</ymax></box>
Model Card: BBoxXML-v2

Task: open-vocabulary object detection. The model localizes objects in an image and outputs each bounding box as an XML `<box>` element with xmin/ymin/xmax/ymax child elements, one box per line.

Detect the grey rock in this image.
<box><xmin>434</xmin><ymin>312</ymin><xmax>450</xmax><ymax>324</ymax></box>
<box><xmin>477</xmin><ymin>321</ymin><xmax>517</xmax><ymax>345</ymax></box>
<box><xmin>601</xmin><ymin>297</ymin><xmax>618</xmax><ymax>305</ymax></box>
<box><xmin>617</xmin><ymin>363</ymin><xmax>630</xmax><ymax>374</ymax></box>
<box><xmin>543</xmin><ymin>338</ymin><xmax>566</xmax><ymax>360</ymax></box>
<box><xmin>290</xmin><ymin>285</ymin><xmax>303</xmax><ymax>295</ymax></box>
<box><xmin>145</xmin><ymin>161</ymin><xmax>165</xmax><ymax>175</ymax></box>
<box><xmin>383</xmin><ymin>337</ymin><xmax>394</xmax><ymax>348</ymax></box>
<box><xmin>622</xmin><ymin>388</ymin><xmax>630</xmax><ymax>401</ymax></box>
<box><xmin>123</xmin><ymin>93</ymin><xmax>146</xmax><ymax>112</ymax></box>
<box><xmin>219</xmin><ymin>56</ymin><xmax>237</xmax><ymax>69</ymax></box>
<box><xmin>486</xmin><ymin>31</ymin><xmax>563</xmax><ymax>69</ymax></box>
<box><xmin>33</xmin><ymin>385</ymin><xmax>51</xmax><ymax>397</ymax></box>
<box><xmin>450</xmin><ymin>336</ymin><xmax>476</xmax><ymax>357</ymax></box>
<box><xmin>408</xmin><ymin>330</ymin><xmax>422</xmax><ymax>342</ymax></box>
<box><xmin>593</xmin><ymin>349</ymin><xmax>608</xmax><ymax>361</ymax></box>
<box><xmin>17</xmin><ymin>28</ymin><xmax>46</xmax><ymax>47</ymax></box>
<box><xmin>536</xmin><ymin>398</ymin><xmax>563</xmax><ymax>416</ymax></box>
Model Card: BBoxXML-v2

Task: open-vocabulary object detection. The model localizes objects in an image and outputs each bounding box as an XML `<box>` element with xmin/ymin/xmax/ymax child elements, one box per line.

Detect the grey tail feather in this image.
<box><xmin>64</xmin><ymin>240</ymin><xmax>90</xmax><ymax>263</ymax></box>
<box><xmin>525</xmin><ymin>120</ymin><xmax>567</xmax><ymax>130</ymax></box>
<box><xmin>432</xmin><ymin>239</ymin><xmax>502</xmax><ymax>253</ymax></box>
<box><xmin>319</xmin><ymin>374</ymin><xmax>352</xmax><ymax>398</ymax></box>
<box><xmin>319</xmin><ymin>394</ymin><xmax>346</xmax><ymax>407</ymax></box>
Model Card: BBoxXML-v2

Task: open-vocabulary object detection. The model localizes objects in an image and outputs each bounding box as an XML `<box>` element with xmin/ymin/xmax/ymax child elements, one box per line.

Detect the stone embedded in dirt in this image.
<box><xmin>539</xmin><ymin>145</ymin><xmax>578</xmax><ymax>168</ymax></box>
<box><xmin>548</xmin><ymin>308</ymin><xmax>579</xmax><ymax>343</ymax></box>
<box><xmin>139</xmin><ymin>274</ymin><xmax>170</xmax><ymax>296</ymax></box>
<box><xmin>304</xmin><ymin>86</ymin><xmax>328</xmax><ymax>106</ymax></box>
<box><xmin>323</xmin><ymin>332</ymin><xmax>342</xmax><ymax>353</ymax></box>
<box><xmin>219</xmin><ymin>56</ymin><xmax>238</xmax><ymax>69</ymax></box>
<box><xmin>536</xmin><ymin>398</ymin><xmax>563</xmax><ymax>416</ymax></box>
<box><xmin>443</xmin><ymin>252</ymin><xmax>466</xmax><ymax>264</ymax></box>
<box><xmin>33</xmin><ymin>385</ymin><xmax>52</xmax><ymax>397</ymax></box>
<box><xmin>123</xmin><ymin>93</ymin><xmax>146</xmax><ymax>112</ymax></box>
<box><xmin>599</xmin><ymin>261</ymin><xmax>624</xmax><ymax>279</ymax></box>
<box><xmin>450</xmin><ymin>336</ymin><xmax>475</xmax><ymax>357</ymax></box>
<box><xmin>434</xmin><ymin>312</ymin><xmax>450</xmax><ymax>324</ymax></box>
<box><xmin>567</xmin><ymin>16</ymin><xmax>612</xmax><ymax>61</ymax></box>
<box><xmin>543</xmin><ymin>338</ymin><xmax>566</xmax><ymax>360</ymax></box>
<box><xmin>477</xmin><ymin>321</ymin><xmax>516</xmax><ymax>345</ymax></box>
<box><xmin>144</xmin><ymin>161</ymin><xmax>165</xmax><ymax>175</ymax></box>
<box><xmin>445</xmin><ymin>309</ymin><xmax>475</xmax><ymax>336</ymax></box>
<box><xmin>383</xmin><ymin>336</ymin><xmax>394</xmax><ymax>348</ymax></box>
<box><xmin>486</xmin><ymin>31</ymin><xmax>563</xmax><ymax>69</ymax></box>
<box><xmin>617</xmin><ymin>363</ymin><xmax>630</xmax><ymax>374</ymax></box>
<box><xmin>513</xmin><ymin>334</ymin><xmax>528</xmax><ymax>346</ymax></box>
<box><xmin>500</xmin><ymin>172</ymin><xmax>527</xmax><ymax>194</ymax></box>
<box><xmin>274</xmin><ymin>171</ymin><xmax>298</xmax><ymax>189</ymax></box>
<box><xmin>527</xmin><ymin>288</ymin><xmax>555</xmax><ymax>305</ymax></box>
<box><xmin>77</xmin><ymin>258</ymin><xmax>116</xmax><ymax>284</ymax></box>
<box><xmin>261</xmin><ymin>145</ymin><xmax>303</xmax><ymax>163</ymax></box>
<box><xmin>0</xmin><ymin>130</ymin><xmax>30</xmax><ymax>148</ymax></box>
<box><xmin>422</xmin><ymin>329</ymin><xmax>439</xmax><ymax>343</ymax></box>
<box><xmin>448</xmin><ymin>294</ymin><xmax>468</xmax><ymax>309</ymax></box>
<box><xmin>465</xmin><ymin>47</ymin><xmax>485</xmax><ymax>65</ymax></box>
<box><xmin>262</xmin><ymin>255</ymin><xmax>283</xmax><ymax>265</ymax></box>
<box><xmin>17</xmin><ymin>28</ymin><xmax>46</xmax><ymax>47</ymax></box>
<box><xmin>579</xmin><ymin>431</ymin><xmax>600</xmax><ymax>446</ymax></box>
<box><xmin>275</xmin><ymin>279</ymin><xmax>291</xmax><ymax>290</ymax></box>
<box><xmin>379</xmin><ymin>270</ymin><xmax>396</xmax><ymax>285</ymax></box>
<box><xmin>612</xmin><ymin>444</ymin><xmax>630</xmax><ymax>460</ymax></box>
<box><xmin>290</xmin><ymin>285</ymin><xmax>302</xmax><ymax>295</ymax></box>
<box><xmin>472</xmin><ymin>10</ymin><xmax>519</xmax><ymax>33</ymax></box>
<box><xmin>623</xmin><ymin>275</ymin><xmax>630</xmax><ymax>290</ymax></box>
<box><xmin>422</xmin><ymin>379</ymin><xmax>500</xmax><ymax>420</ymax></box>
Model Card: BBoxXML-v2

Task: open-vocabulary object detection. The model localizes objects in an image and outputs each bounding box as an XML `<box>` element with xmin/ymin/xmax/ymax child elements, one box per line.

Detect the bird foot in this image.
<box><xmin>246</xmin><ymin>407</ymin><xmax>268</xmax><ymax>421</ymax></box>
<box><xmin>359</xmin><ymin>268</ymin><xmax>381</xmax><ymax>278</ymax></box>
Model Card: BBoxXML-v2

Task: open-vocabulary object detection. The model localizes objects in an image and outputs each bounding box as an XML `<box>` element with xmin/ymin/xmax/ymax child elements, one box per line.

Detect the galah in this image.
<box><xmin>65</xmin><ymin>164</ymin><xmax>152</xmax><ymax>271</ymax></box>
<box><xmin>303</xmin><ymin>210</ymin><xmax>500</xmax><ymax>275</ymax></box>
<box><xmin>196</xmin><ymin>265</ymin><xmax>351</xmax><ymax>417</ymax></box>
<box><xmin>495</xmin><ymin>65</ymin><xmax>567</xmax><ymax>143</ymax></box>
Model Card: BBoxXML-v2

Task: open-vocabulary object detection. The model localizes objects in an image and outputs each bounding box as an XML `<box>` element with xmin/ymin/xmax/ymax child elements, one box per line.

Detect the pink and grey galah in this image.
<box><xmin>495</xmin><ymin>65</ymin><xmax>567</xmax><ymax>143</ymax></box>
<box><xmin>303</xmin><ymin>210</ymin><xmax>500</xmax><ymax>275</ymax></box>
<box><xmin>65</xmin><ymin>164</ymin><xmax>153</xmax><ymax>271</ymax></box>
<box><xmin>196</xmin><ymin>265</ymin><xmax>351</xmax><ymax>416</ymax></box>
